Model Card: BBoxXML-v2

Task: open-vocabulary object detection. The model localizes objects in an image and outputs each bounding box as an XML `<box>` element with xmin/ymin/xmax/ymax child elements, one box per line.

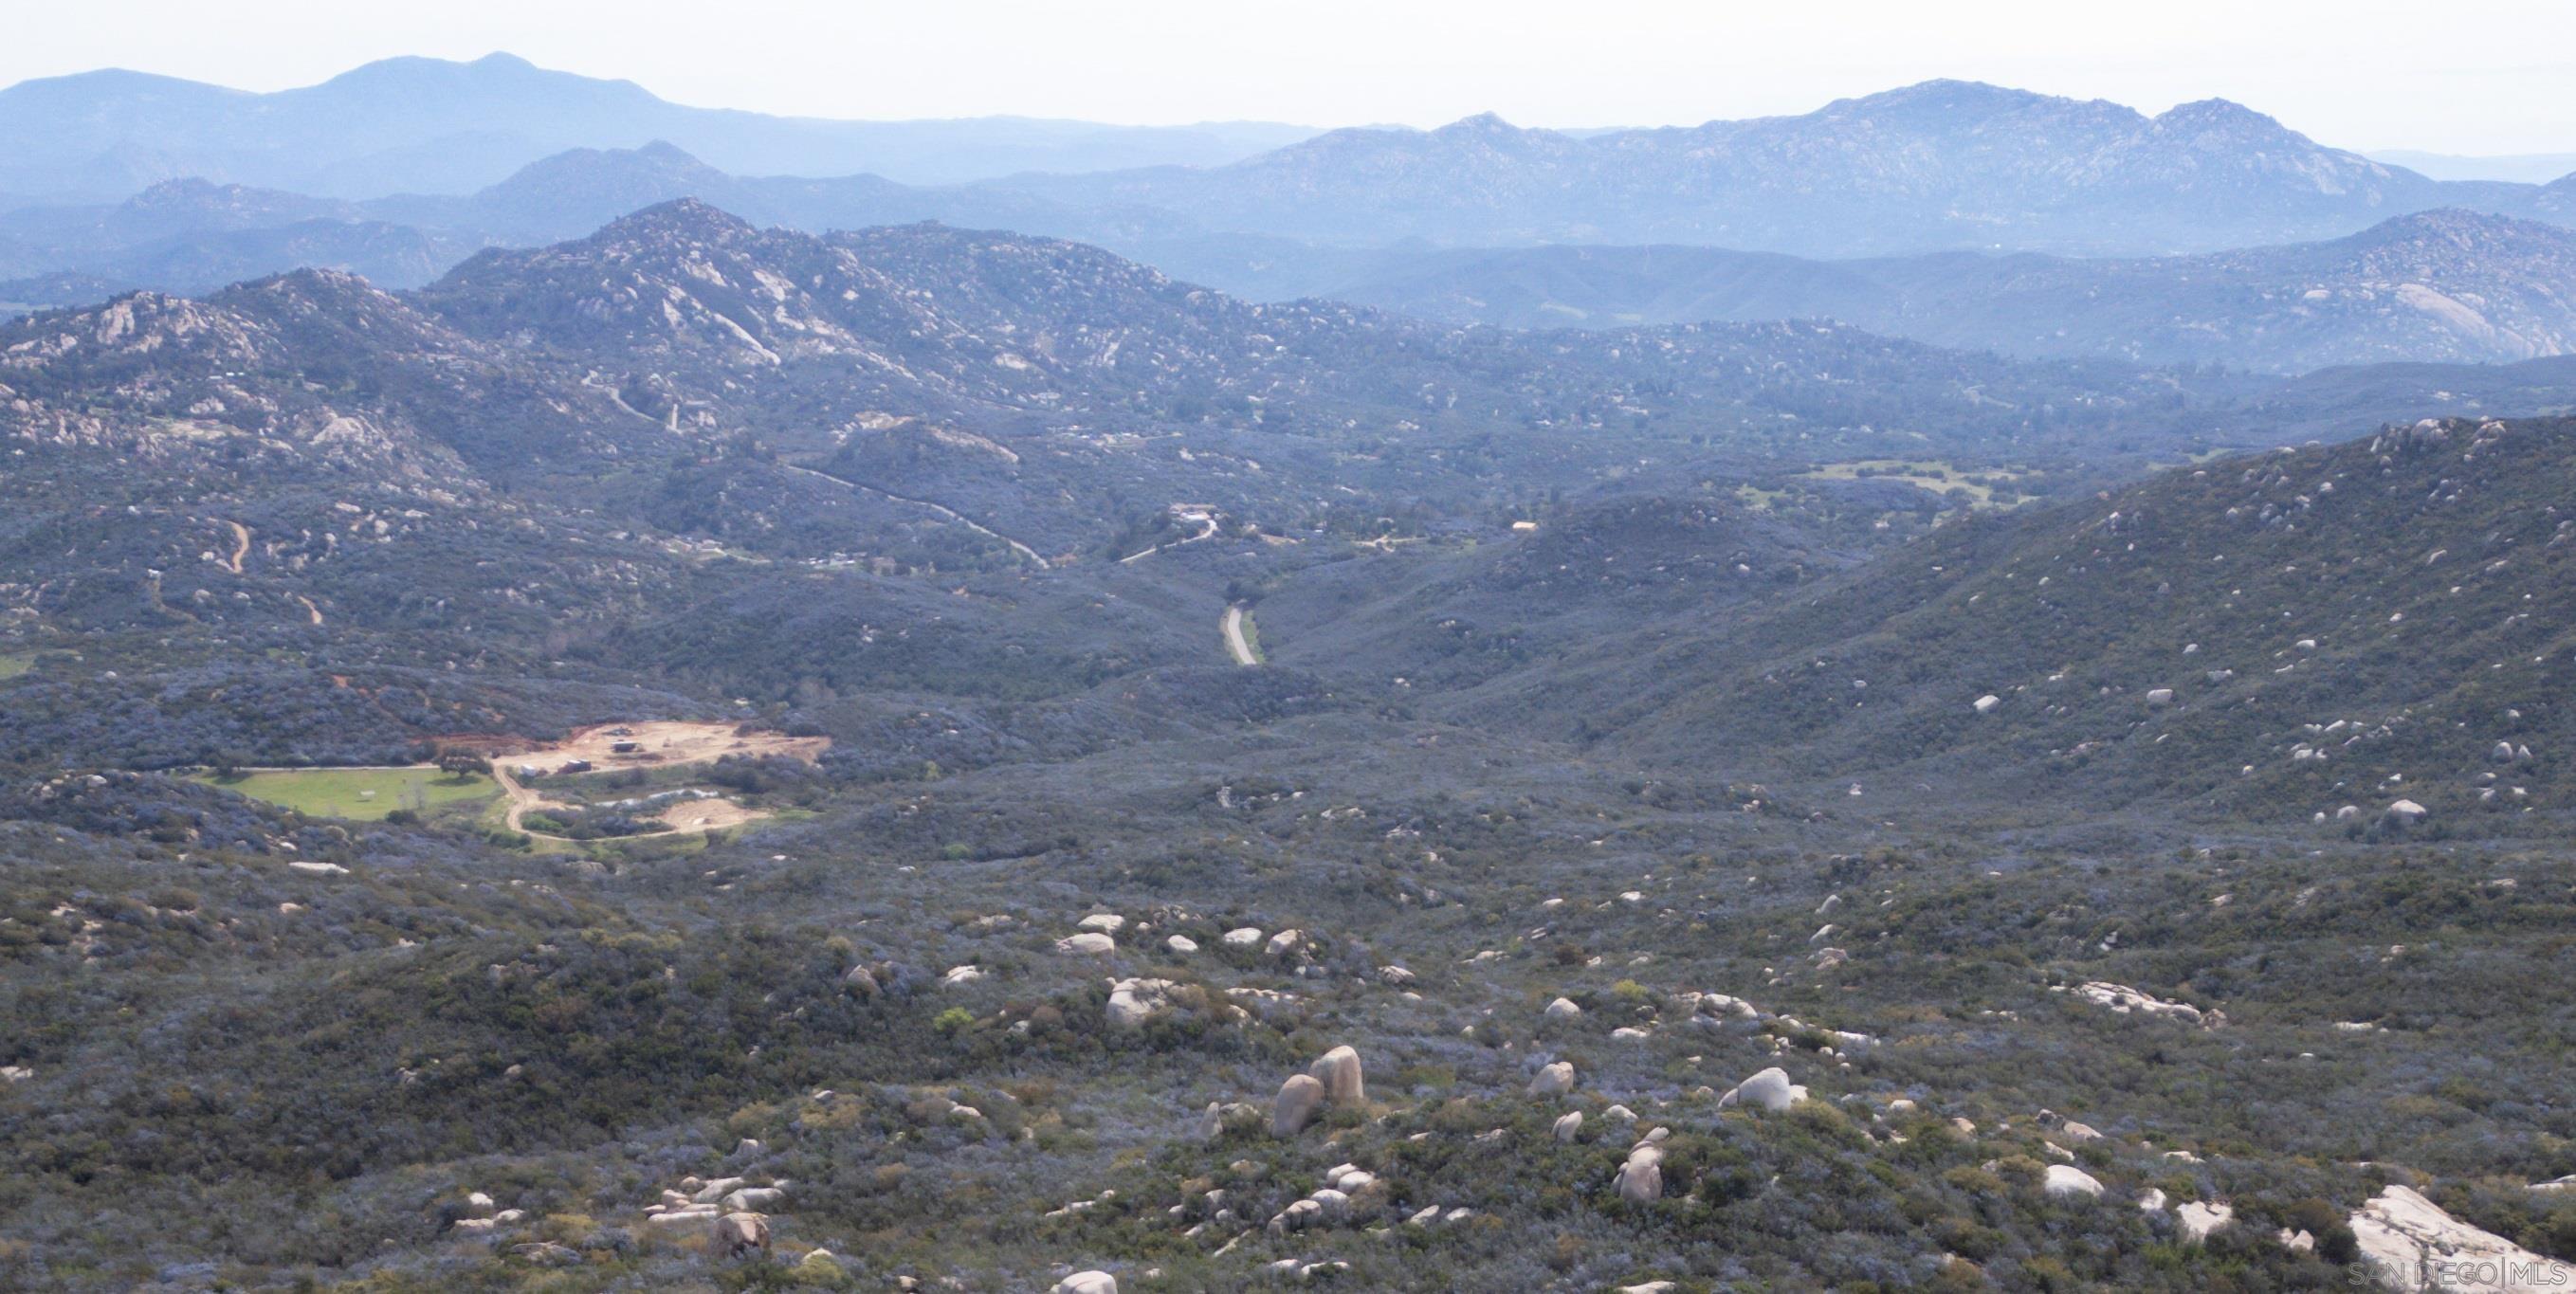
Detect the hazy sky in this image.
<box><xmin>11</xmin><ymin>0</ymin><xmax>2576</xmax><ymax>155</ymax></box>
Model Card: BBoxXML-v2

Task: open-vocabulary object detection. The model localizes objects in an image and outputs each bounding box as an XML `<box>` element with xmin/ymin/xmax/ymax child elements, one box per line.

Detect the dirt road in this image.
<box><xmin>779</xmin><ymin>463</ymin><xmax>1048</xmax><ymax>567</ymax></box>
<box><xmin>1223</xmin><ymin>604</ymin><xmax>1261</xmax><ymax>665</ymax></box>
<box><xmin>220</xmin><ymin>520</ymin><xmax>250</xmax><ymax>574</ymax></box>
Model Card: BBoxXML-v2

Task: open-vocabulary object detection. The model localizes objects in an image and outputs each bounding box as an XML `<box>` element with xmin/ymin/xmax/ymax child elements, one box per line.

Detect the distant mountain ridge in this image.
<box><xmin>0</xmin><ymin>52</ymin><xmax>1321</xmax><ymax>199</ymax></box>
<box><xmin>0</xmin><ymin>143</ymin><xmax>1158</xmax><ymax>297</ymax></box>
<box><xmin>993</xmin><ymin>81</ymin><xmax>2571</xmax><ymax>257</ymax></box>
<box><xmin>1312</xmin><ymin>209</ymin><xmax>2576</xmax><ymax>373</ymax></box>
<box><xmin>2370</xmin><ymin>149</ymin><xmax>2576</xmax><ymax>184</ymax></box>
<box><xmin>6</xmin><ymin>67</ymin><xmax>2576</xmax><ymax>373</ymax></box>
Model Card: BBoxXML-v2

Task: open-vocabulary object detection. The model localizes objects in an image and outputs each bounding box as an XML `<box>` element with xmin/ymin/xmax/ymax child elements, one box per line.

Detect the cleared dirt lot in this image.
<box><xmin>465</xmin><ymin>721</ymin><xmax>829</xmax><ymax>838</ymax></box>
<box><xmin>647</xmin><ymin>796</ymin><xmax>771</xmax><ymax>832</ymax></box>
<box><xmin>517</xmin><ymin>720</ymin><xmax>830</xmax><ymax>770</ymax></box>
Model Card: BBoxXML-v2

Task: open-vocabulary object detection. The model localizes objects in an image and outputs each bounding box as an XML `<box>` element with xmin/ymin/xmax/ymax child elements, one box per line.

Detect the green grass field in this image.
<box><xmin>0</xmin><ymin>652</ymin><xmax>32</xmax><ymax>681</ymax></box>
<box><xmin>1796</xmin><ymin>458</ymin><xmax>2031</xmax><ymax>507</ymax></box>
<box><xmin>197</xmin><ymin>767</ymin><xmax>500</xmax><ymax>822</ymax></box>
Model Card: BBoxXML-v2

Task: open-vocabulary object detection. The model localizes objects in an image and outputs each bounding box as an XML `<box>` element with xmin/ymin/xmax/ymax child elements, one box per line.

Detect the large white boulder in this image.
<box><xmin>1544</xmin><ymin>996</ymin><xmax>1583</xmax><ymax>1021</ymax></box>
<box><xmin>1052</xmin><ymin>1273</ymin><xmax>1119</xmax><ymax>1294</ymax></box>
<box><xmin>1553</xmin><ymin>1110</ymin><xmax>1584</xmax><ymax>1142</ymax></box>
<box><xmin>1309</xmin><ymin>1045</ymin><xmax>1365</xmax><ymax>1103</ymax></box>
<box><xmin>1614</xmin><ymin>1145</ymin><xmax>1664</xmax><ymax>1203</ymax></box>
<box><xmin>1056</xmin><ymin>932</ymin><xmax>1117</xmax><ymax>957</ymax></box>
<box><xmin>1266</xmin><ymin>929</ymin><xmax>1305</xmax><ymax>957</ymax></box>
<box><xmin>1077</xmin><ymin>913</ymin><xmax>1126</xmax><ymax>934</ymax></box>
<box><xmin>2177</xmin><ymin>1200</ymin><xmax>2233</xmax><ymax>1242</ymax></box>
<box><xmin>1272</xmin><ymin>1073</ymin><xmax>1326</xmax><ymax>1137</ymax></box>
<box><xmin>1722</xmin><ymin>1066</ymin><xmax>1805</xmax><ymax>1112</ymax></box>
<box><xmin>1527</xmin><ymin>1061</ymin><xmax>1576</xmax><ymax>1098</ymax></box>
<box><xmin>1221</xmin><ymin>926</ymin><xmax>1265</xmax><ymax>948</ymax></box>
<box><xmin>2350</xmin><ymin>1184</ymin><xmax>2557</xmax><ymax>1293</ymax></box>
<box><xmin>2043</xmin><ymin>1164</ymin><xmax>2104</xmax><ymax>1200</ymax></box>
<box><xmin>715</xmin><ymin>1212</ymin><xmax>769</xmax><ymax>1257</ymax></box>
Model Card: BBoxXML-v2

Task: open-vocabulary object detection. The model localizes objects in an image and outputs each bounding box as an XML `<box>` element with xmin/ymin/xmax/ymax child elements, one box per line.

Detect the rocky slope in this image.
<box><xmin>1325</xmin><ymin>416</ymin><xmax>2576</xmax><ymax>829</ymax></box>
<box><xmin>3</xmin><ymin>208</ymin><xmax>2574</xmax><ymax>1294</ymax></box>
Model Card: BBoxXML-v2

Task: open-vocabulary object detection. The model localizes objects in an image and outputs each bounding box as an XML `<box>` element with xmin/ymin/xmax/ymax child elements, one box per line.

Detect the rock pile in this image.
<box><xmin>2060</xmin><ymin>981</ymin><xmax>2220</xmax><ymax>1027</ymax></box>
<box><xmin>1106</xmin><ymin>976</ymin><xmax>1179</xmax><ymax>1029</ymax></box>
<box><xmin>1270</xmin><ymin>1045</ymin><xmax>1365</xmax><ymax>1136</ymax></box>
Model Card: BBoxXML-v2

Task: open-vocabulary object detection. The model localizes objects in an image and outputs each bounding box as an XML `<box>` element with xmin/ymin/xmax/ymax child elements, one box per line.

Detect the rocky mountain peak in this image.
<box><xmin>2147</xmin><ymin>96</ymin><xmax>2347</xmax><ymax>158</ymax></box>
<box><xmin>1827</xmin><ymin>78</ymin><xmax>2081</xmax><ymax>122</ymax></box>
<box><xmin>1434</xmin><ymin>111</ymin><xmax>1522</xmax><ymax>137</ymax></box>
<box><xmin>585</xmin><ymin>196</ymin><xmax>762</xmax><ymax>246</ymax></box>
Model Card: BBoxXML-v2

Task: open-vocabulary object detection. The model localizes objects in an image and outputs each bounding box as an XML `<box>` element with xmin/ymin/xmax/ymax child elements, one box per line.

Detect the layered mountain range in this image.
<box><xmin>1311</xmin><ymin>209</ymin><xmax>2576</xmax><ymax>372</ymax></box>
<box><xmin>1003</xmin><ymin>81</ymin><xmax>2576</xmax><ymax>256</ymax></box>
<box><xmin>8</xmin><ymin>51</ymin><xmax>2576</xmax><ymax>381</ymax></box>
<box><xmin>8</xmin><ymin>143</ymin><xmax>2576</xmax><ymax>378</ymax></box>
<box><xmin>0</xmin><ymin>52</ymin><xmax>1316</xmax><ymax>197</ymax></box>
<box><xmin>8</xmin><ymin>198</ymin><xmax>2575</xmax><ymax>759</ymax></box>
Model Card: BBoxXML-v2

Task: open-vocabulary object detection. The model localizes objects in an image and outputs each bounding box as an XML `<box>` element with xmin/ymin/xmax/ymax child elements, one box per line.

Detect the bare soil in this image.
<box><xmin>462</xmin><ymin>721</ymin><xmax>829</xmax><ymax>838</ymax></box>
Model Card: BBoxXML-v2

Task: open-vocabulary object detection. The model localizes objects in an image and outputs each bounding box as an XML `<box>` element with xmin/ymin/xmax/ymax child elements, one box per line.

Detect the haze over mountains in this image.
<box><xmin>1314</xmin><ymin>209</ymin><xmax>2576</xmax><ymax>372</ymax></box>
<box><xmin>1004</xmin><ymin>82</ymin><xmax>2573</xmax><ymax>256</ymax></box>
<box><xmin>6</xmin><ymin>57</ymin><xmax>2576</xmax><ymax>380</ymax></box>
<box><xmin>2369</xmin><ymin>149</ymin><xmax>2576</xmax><ymax>185</ymax></box>
<box><xmin>0</xmin><ymin>52</ymin><xmax>1319</xmax><ymax>197</ymax></box>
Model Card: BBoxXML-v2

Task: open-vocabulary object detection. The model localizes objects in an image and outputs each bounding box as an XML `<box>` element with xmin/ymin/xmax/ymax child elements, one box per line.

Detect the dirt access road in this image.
<box><xmin>1222</xmin><ymin>605</ymin><xmax>1262</xmax><ymax>665</ymax></box>
<box><xmin>777</xmin><ymin>463</ymin><xmax>1050</xmax><ymax>567</ymax></box>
